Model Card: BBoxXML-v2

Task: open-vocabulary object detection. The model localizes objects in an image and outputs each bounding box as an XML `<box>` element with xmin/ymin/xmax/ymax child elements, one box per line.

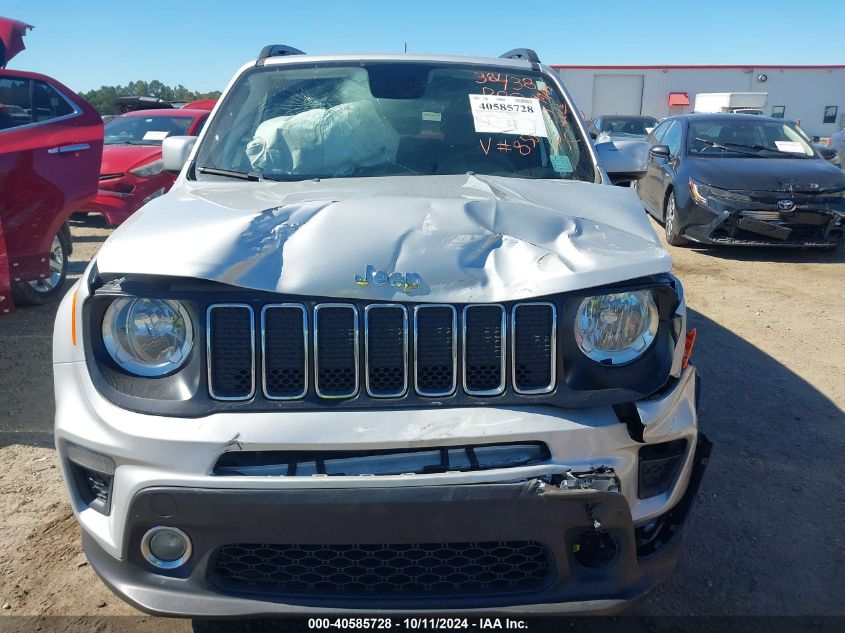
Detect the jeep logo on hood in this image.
<box><xmin>355</xmin><ymin>265</ymin><xmax>422</xmax><ymax>292</ymax></box>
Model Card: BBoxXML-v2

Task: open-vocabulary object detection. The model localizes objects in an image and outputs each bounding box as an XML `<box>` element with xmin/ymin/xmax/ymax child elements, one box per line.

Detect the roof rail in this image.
<box><xmin>499</xmin><ymin>48</ymin><xmax>541</xmax><ymax>64</ymax></box>
<box><xmin>256</xmin><ymin>44</ymin><xmax>306</xmax><ymax>66</ymax></box>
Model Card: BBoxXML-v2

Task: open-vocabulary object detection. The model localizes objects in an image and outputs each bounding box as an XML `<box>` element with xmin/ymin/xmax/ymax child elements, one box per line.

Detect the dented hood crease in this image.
<box><xmin>96</xmin><ymin>174</ymin><xmax>672</xmax><ymax>302</ymax></box>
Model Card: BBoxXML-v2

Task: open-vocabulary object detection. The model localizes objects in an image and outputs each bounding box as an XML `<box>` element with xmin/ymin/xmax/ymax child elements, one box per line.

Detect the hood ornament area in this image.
<box><xmin>777</xmin><ymin>199</ymin><xmax>796</xmax><ymax>212</ymax></box>
<box><xmin>355</xmin><ymin>265</ymin><xmax>422</xmax><ymax>293</ymax></box>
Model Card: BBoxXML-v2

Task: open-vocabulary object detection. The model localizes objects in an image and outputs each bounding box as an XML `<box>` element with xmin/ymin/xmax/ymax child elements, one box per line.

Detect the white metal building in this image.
<box><xmin>552</xmin><ymin>65</ymin><xmax>845</xmax><ymax>138</ymax></box>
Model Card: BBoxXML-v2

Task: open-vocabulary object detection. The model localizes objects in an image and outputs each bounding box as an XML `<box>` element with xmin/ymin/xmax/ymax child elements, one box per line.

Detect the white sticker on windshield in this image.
<box><xmin>143</xmin><ymin>130</ymin><xmax>170</xmax><ymax>141</ymax></box>
<box><xmin>774</xmin><ymin>140</ymin><xmax>806</xmax><ymax>154</ymax></box>
<box><xmin>469</xmin><ymin>94</ymin><xmax>548</xmax><ymax>137</ymax></box>
<box><xmin>422</xmin><ymin>111</ymin><xmax>441</xmax><ymax>122</ymax></box>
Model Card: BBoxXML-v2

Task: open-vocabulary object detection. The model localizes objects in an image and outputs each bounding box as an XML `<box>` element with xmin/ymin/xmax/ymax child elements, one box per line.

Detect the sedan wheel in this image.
<box><xmin>664</xmin><ymin>194</ymin><xmax>688</xmax><ymax>247</ymax></box>
<box><xmin>28</xmin><ymin>235</ymin><xmax>65</xmax><ymax>293</ymax></box>
<box><xmin>11</xmin><ymin>229</ymin><xmax>71</xmax><ymax>306</ymax></box>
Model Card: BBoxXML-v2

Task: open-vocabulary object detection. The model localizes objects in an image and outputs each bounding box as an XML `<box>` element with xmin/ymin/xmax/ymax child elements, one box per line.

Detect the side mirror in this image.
<box><xmin>162</xmin><ymin>136</ymin><xmax>198</xmax><ymax>173</ymax></box>
<box><xmin>816</xmin><ymin>146</ymin><xmax>836</xmax><ymax>162</ymax></box>
<box><xmin>589</xmin><ymin>131</ymin><xmax>598</xmax><ymax>140</ymax></box>
<box><xmin>594</xmin><ymin>139</ymin><xmax>649</xmax><ymax>185</ymax></box>
<box><xmin>649</xmin><ymin>145</ymin><xmax>671</xmax><ymax>159</ymax></box>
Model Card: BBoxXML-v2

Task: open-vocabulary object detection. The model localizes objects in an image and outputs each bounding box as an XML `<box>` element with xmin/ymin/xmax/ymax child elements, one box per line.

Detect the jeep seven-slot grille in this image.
<box><xmin>207</xmin><ymin>305</ymin><xmax>255</xmax><ymax>400</ymax></box>
<box><xmin>210</xmin><ymin>541</ymin><xmax>553</xmax><ymax>598</ymax></box>
<box><xmin>262</xmin><ymin>305</ymin><xmax>307</xmax><ymax>399</ymax></box>
<box><xmin>206</xmin><ymin>302</ymin><xmax>556</xmax><ymax>402</ymax></box>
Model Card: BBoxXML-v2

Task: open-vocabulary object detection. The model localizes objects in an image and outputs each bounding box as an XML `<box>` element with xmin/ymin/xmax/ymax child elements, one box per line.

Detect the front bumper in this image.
<box><xmin>83</xmin><ymin>435</ymin><xmax>710</xmax><ymax>617</ymax></box>
<box><xmin>86</xmin><ymin>174</ymin><xmax>173</xmax><ymax>225</ymax></box>
<box><xmin>55</xmin><ymin>302</ymin><xmax>706</xmax><ymax>615</ymax></box>
<box><xmin>681</xmin><ymin>197</ymin><xmax>844</xmax><ymax>248</ymax></box>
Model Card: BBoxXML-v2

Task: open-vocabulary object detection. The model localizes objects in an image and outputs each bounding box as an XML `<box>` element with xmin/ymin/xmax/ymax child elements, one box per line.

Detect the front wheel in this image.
<box><xmin>664</xmin><ymin>193</ymin><xmax>688</xmax><ymax>247</ymax></box>
<box><xmin>11</xmin><ymin>227</ymin><xmax>71</xmax><ymax>306</ymax></box>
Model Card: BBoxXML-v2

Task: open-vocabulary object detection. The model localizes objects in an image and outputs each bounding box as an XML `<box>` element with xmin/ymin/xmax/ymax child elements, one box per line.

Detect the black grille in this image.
<box><xmin>208</xmin><ymin>305</ymin><xmax>254</xmax><ymax>400</ymax></box>
<box><xmin>211</xmin><ymin>541</ymin><xmax>552</xmax><ymax>597</ymax></box>
<box><xmin>414</xmin><ymin>306</ymin><xmax>456</xmax><ymax>396</ymax></box>
<box><xmin>512</xmin><ymin>303</ymin><xmax>555</xmax><ymax>394</ymax></box>
<box><xmin>206</xmin><ymin>301</ymin><xmax>559</xmax><ymax>402</ymax></box>
<box><xmin>463</xmin><ymin>305</ymin><xmax>505</xmax><ymax>395</ymax></box>
<box><xmin>365</xmin><ymin>306</ymin><xmax>407</xmax><ymax>397</ymax></box>
<box><xmin>315</xmin><ymin>305</ymin><xmax>358</xmax><ymax>397</ymax></box>
<box><xmin>86</xmin><ymin>471</ymin><xmax>111</xmax><ymax>503</ymax></box>
<box><xmin>262</xmin><ymin>305</ymin><xmax>307</xmax><ymax>399</ymax></box>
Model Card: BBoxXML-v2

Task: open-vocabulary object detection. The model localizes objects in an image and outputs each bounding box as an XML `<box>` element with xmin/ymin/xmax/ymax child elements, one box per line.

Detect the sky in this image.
<box><xmin>4</xmin><ymin>0</ymin><xmax>844</xmax><ymax>94</ymax></box>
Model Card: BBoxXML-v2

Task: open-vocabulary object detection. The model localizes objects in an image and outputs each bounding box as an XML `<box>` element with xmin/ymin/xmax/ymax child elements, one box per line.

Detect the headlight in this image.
<box><xmin>689</xmin><ymin>178</ymin><xmax>751</xmax><ymax>205</ymax></box>
<box><xmin>102</xmin><ymin>298</ymin><xmax>193</xmax><ymax>376</ymax></box>
<box><xmin>574</xmin><ymin>291</ymin><xmax>659</xmax><ymax>365</ymax></box>
<box><xmin>129</xmin><ymin>158</ymin><xmax>165</xmax><ymax>178</ymax></box>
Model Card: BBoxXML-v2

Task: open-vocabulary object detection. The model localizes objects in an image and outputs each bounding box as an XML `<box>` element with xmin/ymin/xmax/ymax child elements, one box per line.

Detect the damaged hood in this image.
<box><xmin>95</xmin><ymin>174</ymin><xmax>671</xmax><ymax>303</ymax></box>
<box><xmin>688</xmin><ymin>156</ymin><xmax>845</xmax><ymax>193</ymax></box>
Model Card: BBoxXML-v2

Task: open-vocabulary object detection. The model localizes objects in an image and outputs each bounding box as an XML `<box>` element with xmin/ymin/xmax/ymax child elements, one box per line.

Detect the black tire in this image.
<box><xmin>11</xmin><ymin>226</ymin><xmax>71</xmax><ymax>306</ymax></box>
<box><xmin>663</xmin><ymin>192</ymin><xmax>688</xmax><ymax>247</ymax></box>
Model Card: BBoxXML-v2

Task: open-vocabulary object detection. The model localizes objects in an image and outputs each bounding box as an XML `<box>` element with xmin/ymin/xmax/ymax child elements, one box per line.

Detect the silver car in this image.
<box><xmin>53</xmin><ymin>45</ymin><xmax>709</xmax><ymax>616</ymax></box>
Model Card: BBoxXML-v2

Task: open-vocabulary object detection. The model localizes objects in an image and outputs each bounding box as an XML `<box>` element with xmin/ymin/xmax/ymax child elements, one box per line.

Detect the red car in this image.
<box><xmin>0</xmin><ymin>67</ymin><xmax>103</xmax><ymax>311</ymax></box>
<box><xmin>86</xmin><ymin>106</ymin><xmax>212</xmax><ymax>225</ymax></box>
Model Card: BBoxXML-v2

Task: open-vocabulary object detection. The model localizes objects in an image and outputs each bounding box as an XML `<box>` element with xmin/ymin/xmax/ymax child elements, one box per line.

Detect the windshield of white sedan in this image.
<box><xmin>688</xmin><ymin>120</ymin><xmax>815</xmax><ymax>158</ymax></box>
<box><xmin>104</xmin><ymin>115</ymin><xmax>194</xmax><ymax>146</ymax></box>
<box><xmin>194</xmin><ymin>62</ymin><xmax>595</xmax><ymax>182</ymax></box>
<box><xmin>602</xmin><ymin>117</ymin><xmax>656</xmax><ymax>135</ymax></box>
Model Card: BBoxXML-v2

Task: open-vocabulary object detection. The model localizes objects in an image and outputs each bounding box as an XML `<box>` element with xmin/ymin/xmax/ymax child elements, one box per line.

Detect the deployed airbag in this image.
<box><xmin>245</xmin><ymin>100</ymin><xmax>399</xmax><ymax>176</ymax></box>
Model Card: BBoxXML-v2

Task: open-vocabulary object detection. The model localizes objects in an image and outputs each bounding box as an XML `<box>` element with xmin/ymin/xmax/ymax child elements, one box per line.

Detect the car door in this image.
<box><xmin>0</xmin><ymin>72</ymin><xmax>103</xmax><ymax>283</ymax></box>
<box><xmin>653</xmin><ymin>120</ymin><xmax>684</xmax><ymax>219</ymax></box>
<box><xmin>639</xmin><ymin>119</ymin><xmax>674</xmax><ymax>211</ymax></box>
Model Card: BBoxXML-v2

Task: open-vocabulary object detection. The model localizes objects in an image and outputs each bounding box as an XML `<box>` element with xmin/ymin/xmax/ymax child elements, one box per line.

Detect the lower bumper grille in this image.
<box><xmin>211</xmin><ymin>541</ymin><xmax>553</xmax><ymax>598</ymax></box>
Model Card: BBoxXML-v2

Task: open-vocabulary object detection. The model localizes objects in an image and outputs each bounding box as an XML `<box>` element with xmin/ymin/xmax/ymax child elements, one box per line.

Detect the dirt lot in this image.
<box><xmin>0</xmin><ymin>214</ymin><xmax>843</xmax><ymax>630</ymax></box>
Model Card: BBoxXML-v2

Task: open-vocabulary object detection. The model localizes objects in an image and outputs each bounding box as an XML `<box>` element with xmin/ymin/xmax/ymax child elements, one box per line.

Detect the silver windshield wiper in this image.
<box><xmin>196</xmin><ymin>165</ymin><xmax>263</xmax><ymax>181</ymax></box>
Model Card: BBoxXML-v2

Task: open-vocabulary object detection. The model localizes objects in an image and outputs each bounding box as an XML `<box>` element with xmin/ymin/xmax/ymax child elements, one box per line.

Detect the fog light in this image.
<box><xmin>141</xmin><ymin>526</ymin><xmax>192</xmax><ymax>569</ymax></box>
<box><xmin>571</xmin><ymin>530</ymin><xmax>619</xmax><ymax>570</ymax></box>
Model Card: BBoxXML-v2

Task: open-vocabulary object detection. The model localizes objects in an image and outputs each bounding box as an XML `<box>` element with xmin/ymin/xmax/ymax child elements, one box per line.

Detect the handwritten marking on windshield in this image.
<box><xmin>479</xmin><ymin>135</ymin><xmax>540</xmax><ymax>157</ymax></box>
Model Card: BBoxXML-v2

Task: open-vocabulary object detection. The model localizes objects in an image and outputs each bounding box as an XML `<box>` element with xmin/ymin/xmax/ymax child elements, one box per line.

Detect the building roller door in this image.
<box><xmin>591</xmin><ymin>74</ymin><xmax>644</xmax><ymax>116</ymax></box>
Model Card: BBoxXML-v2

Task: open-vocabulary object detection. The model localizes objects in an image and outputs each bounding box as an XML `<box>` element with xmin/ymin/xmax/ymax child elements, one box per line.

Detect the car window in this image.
<box><xmin>647</xmin><ymin>119</ymin><xmax>672</xmax><ymax>144</ymax></box>
<box><xmin>195</xmin><ymin>62</ymin><xmax>596</xmax><ymax>182</ymax></box>
<box><xmin>192</xmin><ymin>115</ymin><xmax>209</xmax><ymax>136</ymax></box>
<box><xmin>32</xmin><ymin>81</ymin><xmax>75</xmax><ymax>122</ymax></box>
<box><xmin>604</xmin><ymin>117</ymin><xmax>657</xmax><ymax>135</ymax></box>
<box><xmin>0</xmin><ymin>76</ymin><xmax>32</xmax><ymax>131</ymax></box>
<box><xmin>661</xmin><ymin>121</ymin><xmax>683</xmax><ymax>157</ymax></box>
<box><xmin>104</xmin><ymin>115</ymin><xmax>194</xmax><ymax>146</ymax></box>
<box><xmin>688</xmin><ymin>119</ymin><xmax>815</xmax><ymax>158</ymax></box>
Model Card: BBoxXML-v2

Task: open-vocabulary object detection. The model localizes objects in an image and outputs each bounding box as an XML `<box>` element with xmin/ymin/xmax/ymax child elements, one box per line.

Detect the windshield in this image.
<box><xmin>104</xmin><ymin>114</ymin><xmax>194</xmax><ymax>146</ymax></box>
<box><xmin>194</xmin><ymin>62</ymin><xmax>595</xmax><ymax>182</ymax></box>
<box><xmin>688</xmin><ymin>119</ymin><xmax>816</xmax><ymax>158</ymax></box>
<box><xmin>601</xmin><ymin>117</ymin><xmax>657</xmax><ymax>135</ymax></box>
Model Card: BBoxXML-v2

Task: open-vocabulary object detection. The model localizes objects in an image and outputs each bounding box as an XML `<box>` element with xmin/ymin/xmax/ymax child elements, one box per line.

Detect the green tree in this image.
<box><xmin>80</xmin><ymin>81</ymin><xmax>222</xmax><ymax>115</ymax></box>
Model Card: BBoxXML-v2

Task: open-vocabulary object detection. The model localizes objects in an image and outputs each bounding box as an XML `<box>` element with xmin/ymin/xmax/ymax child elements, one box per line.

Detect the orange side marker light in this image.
<box><xmin>71</xmin><ymin>290</ymin><xmax>78</xmax><ymax>346</ymax></box>
<box><xmin>682</xmin><ymin>328</ymin><xmax>697</xmax><ymax>369</ymax></box>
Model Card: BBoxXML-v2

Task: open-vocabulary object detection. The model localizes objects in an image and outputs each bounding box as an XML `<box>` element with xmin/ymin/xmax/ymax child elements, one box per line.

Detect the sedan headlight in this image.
<box><xmin>129</xmin><ymin>158</ymin><xmax>165</xmax><ymax>178</ymax></box>
<box><xmin>102</xmin><ymin>298</ymin><xmax>193</xmax><ymax>376</ymax></box>
<box><xmin>574</xmin><ymin>291</ymin><xmax>659</xmax><ymax>365</ymax></box>
<box><xmin>689</xmin><ymin>178</ymin><xmax>751</xmax><ymax>205</ymax></box>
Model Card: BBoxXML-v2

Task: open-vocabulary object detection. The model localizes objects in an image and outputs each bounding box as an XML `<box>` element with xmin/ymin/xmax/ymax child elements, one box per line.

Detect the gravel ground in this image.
<box><xmin>0</xmin><ymin>214</ymin><xmax>843</xmax><ymax>631</ymax></box>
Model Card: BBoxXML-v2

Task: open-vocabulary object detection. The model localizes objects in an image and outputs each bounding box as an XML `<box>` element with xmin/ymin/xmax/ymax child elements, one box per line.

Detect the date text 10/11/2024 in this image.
<box><xmin>307</xmin><ymin>617</ymin><xmax>530</xmax><ymax>630</ymax></box>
